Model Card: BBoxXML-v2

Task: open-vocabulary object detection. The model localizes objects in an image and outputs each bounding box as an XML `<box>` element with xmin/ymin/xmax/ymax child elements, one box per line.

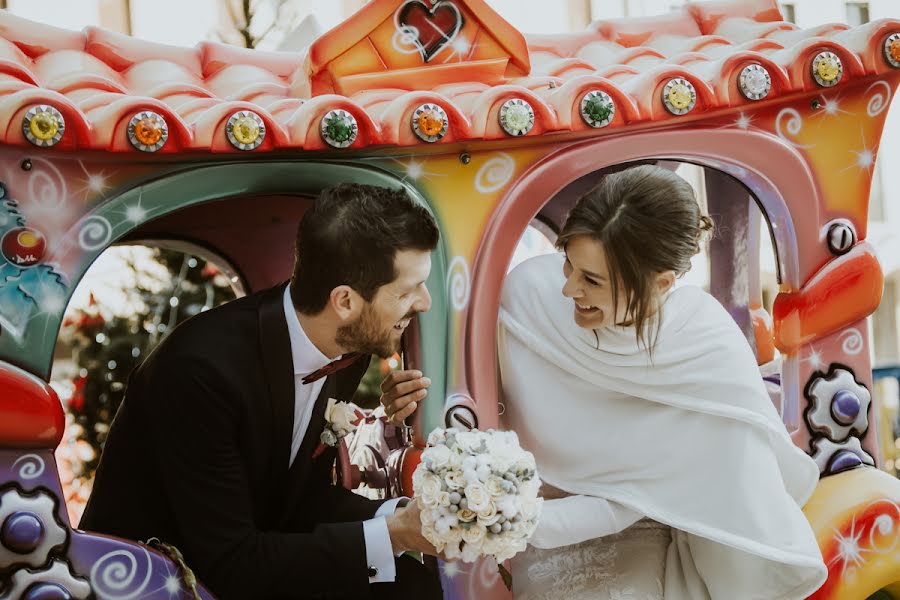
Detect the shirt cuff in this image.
<box><xmin>363</xmin><ymin>516</ymin><xmax>397</xmax><ymax>584</ymax></box>
<box><xmin>375</xmin><ymin>497</ymin><xmax>407</xmax><ymax>518</ymax></box>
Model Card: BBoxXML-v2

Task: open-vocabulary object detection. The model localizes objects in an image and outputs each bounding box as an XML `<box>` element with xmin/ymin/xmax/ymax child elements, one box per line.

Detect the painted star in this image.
<box><xmin>734</xmin><ymin>113</ymin><xmax>753</xmax><ymax>130</ymax></box>
<box><xmin>805</xmin><ymin>348</ymin><xmax>824</xmax><ymax>370</ymax></box>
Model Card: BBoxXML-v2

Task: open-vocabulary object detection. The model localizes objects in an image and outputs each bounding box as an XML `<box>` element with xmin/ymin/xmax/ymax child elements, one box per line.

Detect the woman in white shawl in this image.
<box><xmin>498</xmin><ymin>165</ymin><xmax>827</xmax><ymax>600</ymax></box>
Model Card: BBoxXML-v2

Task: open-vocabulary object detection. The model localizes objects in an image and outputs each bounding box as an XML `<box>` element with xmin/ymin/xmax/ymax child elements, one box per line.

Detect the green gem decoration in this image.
<box><xmin>321</xmin><ymin>109</ymin><xmax>358</xmax><ymax>148</ymax></box>
<box><xmin>580</xmin><ymin>91</ymin><xmax>615</xmax><ymax>128</ymax></box>
<box><xmin>499</xmin><ymin>99</ymin><xmax>535</xmax><ymax>136</ymax></box>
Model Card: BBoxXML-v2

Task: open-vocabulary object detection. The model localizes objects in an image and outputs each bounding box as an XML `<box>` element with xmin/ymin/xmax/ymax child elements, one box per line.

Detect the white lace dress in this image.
<box><xmin>512</xmin><ymin>518</ymin><xmax>671</xmax><ymax>600</ymax></box>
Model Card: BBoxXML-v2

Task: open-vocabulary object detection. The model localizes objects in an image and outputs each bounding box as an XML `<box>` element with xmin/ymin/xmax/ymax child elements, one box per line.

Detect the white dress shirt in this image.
<box><xmin>282</xmin><ymin>286</ymin><xmax>402</xmax><ymax>584</ymax></box>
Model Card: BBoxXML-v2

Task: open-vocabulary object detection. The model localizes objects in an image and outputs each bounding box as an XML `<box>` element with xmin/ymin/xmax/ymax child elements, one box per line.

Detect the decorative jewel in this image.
<box><xmin>321</xmin><ymin>109</ymin><xmax>358</xmax><ymax>148</ymax></box>
<box><xmin>884</xmin><ymin>33</ymin><xmax>900</xmax><ymax>68</ymax></box>
<box><xmin>23</xmin><ymin>105</ymin><xmax>65</xmax><ymax>147</ymax></box>
<box><xmin>812</xmin><ymin>51</ymin><xmax>842</xmax><ymax>87</ymax></box>
<box><xmin>412</xmin><ymin>104</ymin><xmax>449</xmax><ymax>143</ymax></box>
<box><xmin>1</xmin><ymin>227</ymin><xmax>46</xmax><ymax>268</ymax></box>
<box><xmin>738</xmin><ymin>64</ymin><xmax>771</xmax><ymax>101</ymax></box>
<box><xmin>580</xmin><ymin>91</ymin><xmax>615</xmax><ymax>128</ymax></box>
<box><xmin>499</xmin><ymin>98</ymin><xmax>535</xmax><ymax>136</ymax></box>
<box><xmin>226</xmin><ymin>110</ymin><xmax>265</xmax><ymax>151</ymax></box>
<box><xmin>662</xmin><ymin>78</ymin><xmax>696</xmax><ymax>115</ymax></box>
<box><xmin>127</xmin><ymin>111</ymin><xmax>168</xmax><ymax>152</ymax></box>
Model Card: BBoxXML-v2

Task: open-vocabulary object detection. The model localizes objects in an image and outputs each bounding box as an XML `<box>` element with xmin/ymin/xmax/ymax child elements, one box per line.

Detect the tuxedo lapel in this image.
<box><xmin>278</xmin><ymin>375</ymin><xmax>337</xmax><ymax>527</ymax></box>
<box><xmin>257</xmin><ymin>283</ymin><xmax>295</xmax><ymax>493</ymax></box>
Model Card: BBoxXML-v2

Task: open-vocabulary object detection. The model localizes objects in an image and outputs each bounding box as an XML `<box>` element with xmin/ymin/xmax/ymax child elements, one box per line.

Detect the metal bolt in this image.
<box><xmin>459</xmin><ymin>153</ymin><xmax>471</xmax><ymax>165</ymax></box>
<box><xmin>811</xmin><ymin>99</ymin><xmax>822</xmax><ymax>110</ymax></box>
<box><xmin>21</xmin><ymin>159</ymin><xmax>32</xmax><ymax>171</ymax></box>
<box><xmin>827</xmin><ymin>223</ymin><xmax>854</xmax><ymax>255</ymax></box>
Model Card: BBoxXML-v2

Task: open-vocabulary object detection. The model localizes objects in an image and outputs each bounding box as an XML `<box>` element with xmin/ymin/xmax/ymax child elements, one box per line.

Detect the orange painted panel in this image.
<box><xmin>773</xmin><ymin>245</ymin><xmax>883</xmax><ymax>352</ymax></box>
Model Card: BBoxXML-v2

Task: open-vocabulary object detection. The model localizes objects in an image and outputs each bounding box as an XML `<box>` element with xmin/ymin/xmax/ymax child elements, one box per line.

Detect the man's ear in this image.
<box><xmin>657</xmin><ymin>271</ymin><xmax>676</xmax><ymax>295</ymax></box>
<box><xmin>330</xmin><ymin>285</ymin><xmax>359</xmax><ymax>321</ymax></box>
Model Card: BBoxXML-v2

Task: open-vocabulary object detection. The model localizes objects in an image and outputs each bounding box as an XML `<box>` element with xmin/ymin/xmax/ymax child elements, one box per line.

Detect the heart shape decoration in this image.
<box><xmin>396</xmin><ymin>0</ymin><xmax>465</xmax><ymax>63</ymax></box>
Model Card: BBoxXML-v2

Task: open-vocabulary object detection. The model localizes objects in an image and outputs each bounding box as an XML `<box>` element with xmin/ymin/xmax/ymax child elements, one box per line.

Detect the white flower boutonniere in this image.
<box><xmin>313</xmin><ymin>398</ymin><xmax>362</xmax><ymax>459</ymax></box>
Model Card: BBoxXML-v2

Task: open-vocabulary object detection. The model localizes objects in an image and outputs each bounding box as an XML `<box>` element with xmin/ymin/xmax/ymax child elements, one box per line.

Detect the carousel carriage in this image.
<box><xmin>0</xmin><ymin>0</ymin><xmax>899</xmax><ymax>597</ymax></box>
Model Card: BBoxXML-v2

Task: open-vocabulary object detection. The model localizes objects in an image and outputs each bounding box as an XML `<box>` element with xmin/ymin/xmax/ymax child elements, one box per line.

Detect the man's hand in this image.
<box><xmin>385</xmin><ymin>498</ymin><xmax>440</xmax><ymax>556</ymax></box>
<box><xmin>380</xmin><ymin>370</ymin><xmax>431</xmax><ymax>425</ymax></box>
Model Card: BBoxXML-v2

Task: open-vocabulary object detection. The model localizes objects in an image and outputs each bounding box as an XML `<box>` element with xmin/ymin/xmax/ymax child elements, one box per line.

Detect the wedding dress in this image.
<box><xmin>498</xmin><ymin>253</ymin><xmax>827</xmax><ymax>600</ymax></box>
<box><xmin>513</xmin><ymin>518</ymin><xmax>670</xmax><ymax>600</ymax></box>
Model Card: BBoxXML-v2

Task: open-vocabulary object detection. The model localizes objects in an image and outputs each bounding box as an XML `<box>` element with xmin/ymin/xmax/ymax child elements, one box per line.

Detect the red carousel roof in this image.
<box><xmin>0</xmin><ymin>0</ymin><xmax>896</xmax><ymax>154</ymax></box>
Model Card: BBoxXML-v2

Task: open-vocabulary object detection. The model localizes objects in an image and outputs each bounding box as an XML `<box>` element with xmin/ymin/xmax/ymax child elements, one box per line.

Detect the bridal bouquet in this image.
<box><xmin>412</xmin><ymin>428</ymin><xmax>542</xmax><ymax>566</ymax></box>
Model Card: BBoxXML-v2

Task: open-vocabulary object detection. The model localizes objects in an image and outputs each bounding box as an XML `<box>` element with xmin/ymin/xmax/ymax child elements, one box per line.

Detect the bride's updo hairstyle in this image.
<box><xmin>557</xmin><ymin>164</ymin><xmax>714</xmax><ymax>349</ymax></box>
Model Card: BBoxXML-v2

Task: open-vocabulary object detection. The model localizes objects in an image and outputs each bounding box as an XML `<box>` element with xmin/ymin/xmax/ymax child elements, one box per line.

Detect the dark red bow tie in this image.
<box><xmin>301</xmin><ymin>352</ymin><xmax>365</xmax><ymax>385</ymax></box>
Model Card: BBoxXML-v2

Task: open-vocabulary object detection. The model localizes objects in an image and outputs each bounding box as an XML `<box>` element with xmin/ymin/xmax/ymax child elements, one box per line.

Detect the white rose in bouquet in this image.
<box><xmin>412</xmin><ymin>428</ymin><xmax>543</xmax><ymax>589</ymax></box>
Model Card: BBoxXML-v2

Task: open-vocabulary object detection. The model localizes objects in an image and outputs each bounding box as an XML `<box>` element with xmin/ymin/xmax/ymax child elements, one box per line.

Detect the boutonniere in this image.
<box><xmin>312</xmin><ymin>398</ymin><xmax>364</xmax><ymax>459</ymax></box>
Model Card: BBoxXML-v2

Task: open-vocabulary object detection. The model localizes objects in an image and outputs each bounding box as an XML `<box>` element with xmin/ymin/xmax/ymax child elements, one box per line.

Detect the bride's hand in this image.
<box><xmin>539</xmin><ymin>483</ymin><xmax>571</xmax><ymax>500</ymax></box>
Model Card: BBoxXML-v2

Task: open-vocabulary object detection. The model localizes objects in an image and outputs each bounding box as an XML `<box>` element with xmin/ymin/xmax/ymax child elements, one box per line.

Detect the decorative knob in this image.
<box><xmin>1</xmin><ymin>512</ymin><xmax>44</xmax><ymax>554</ymax></box>
<box><xmin>828</xmin><ymin>450</ymin><xmax>863</xmax><ymax>474</ymax></box>
<box><xmin>0</xmin><ymin>488</ymin><xmax>67</xmax><ymax>570</ymax></box>
<box><xmin>805</xmin><ymin>366</ymin><xmax>870</xmax><ymax>441</ymax></box>
<box><xmin>810</xmin><ymin>436</ymin><xmax>874</xmax><ymax>475</ymax></box>
<box><xmin>826</xmin><ymin>222</ymin><xmax>854</xmax><ymax>255</ymax></box>
<box><xmin>23</xmin><ymin>582</ymin><xmax>72</xmax><ymax>600</ymax></box>
<box><xmin>830</xmin><ymin>389</ymin><xmax>861</xmax><ymax>425</ymax></box>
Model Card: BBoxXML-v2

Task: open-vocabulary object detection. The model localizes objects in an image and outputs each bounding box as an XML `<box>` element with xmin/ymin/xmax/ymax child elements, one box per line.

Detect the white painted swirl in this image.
<box><xmin>840</xmin><ymin>328</ymin><xmax>863</xmax><ymax>356</ymax></box>
<box><xmin>866</xmin><ymin>499</ymin><xmax>900</xmax><ymax>555</ymax></box>
<box><xmin>391</xmin><ymin>25</ymin><xmax>422</xmax><ymax>55</ymax></box>
<box><xmin>467</xmin><ymin>554</ymin><xmax>501</xmax><ymax>598</ymax></box>
<box><xmin>13</xmin><ymin>453</ymin><xmax>45</xmax><ymax>479</ymax></box>
<box><xmin>866</xmin><ymin>81</ymin><xmax>891</xmax><ymax>118</ymax></box>
<box><xmin>775</xmin><ymin>108</ymin><xmax>812</xmax><ymax>149</ymax></box>
<box><xmin>474</xmin><ymin>153</ymin><xmax>515</xmax><ymax>194</ymax></box>
<box><xmin>78</xmin><ymin>215</ymin><xmax>113</xmax><ymax>251</ymax></box>
<box><xmin>27</xmin><ymin>157</ymin><xmax>67</xmax><ymax>211</ymax></box>
<box><xmin>447</xmin><ymin>256</ymin><xmax>470</xmax><ymax>312</ymax></box>
<box><xmin>90</xmin><ymin>548</ymin><xmax>153</xmax><ymax>600</ymax></box>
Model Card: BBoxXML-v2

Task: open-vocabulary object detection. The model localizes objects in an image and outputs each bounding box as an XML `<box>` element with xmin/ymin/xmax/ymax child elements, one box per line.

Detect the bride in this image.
<box><xmin>498</xmin><ymin>165</ymin><xmax>827</xmax><ymax>599</ymax></box>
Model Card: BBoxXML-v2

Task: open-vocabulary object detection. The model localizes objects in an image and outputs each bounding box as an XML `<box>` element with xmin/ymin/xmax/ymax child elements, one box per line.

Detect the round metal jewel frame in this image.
<box><xmin>662</xmin><ymin>78</ymin><xmax>697</xmax><ymax>116</ymax></box>
<box><xmin>738</xmin><ymin>64</ymin><xmax>772</xmax><ymax>101</ymax></box>
<box><xmin>321</xmin><ymin>109</ymin><xmax>359</xmax><ymax>149</ymax></box>
<box><xmin>884</xmin><ymin>32</ymin><xmax>900</xmax><ymax>68</ymax></box>
<box><xmin>225</xmin><ymin>110</ymin><xmax>266</xmax><ymax>151</ymax></box>
<box><xmin>580</xmin><ymin>90</ymin><xmax>616</xmax><ymax>128</ymax></box>
<box><xmin>498</xmin><ymin>98</ymin><xmax>535</xmax><ymax>137</ymax></box>
<box><xmin>22</xmin><ymin>105</ymin><xmax>65</xmax><ymax>148</ymax></box>
<box><xmin>811</xmin><ymin>51</ymin><xmax>843</xmax><ymax>88</ymax></box>
<box><xmin>127</xmin><ymin>111</ymin><xmax>169</xmax><ymax>153</ymax></box>
<box><xmin>412</xmin><ymin>104</ymin><xmax>449</xmax><ymax>143</ymax></box>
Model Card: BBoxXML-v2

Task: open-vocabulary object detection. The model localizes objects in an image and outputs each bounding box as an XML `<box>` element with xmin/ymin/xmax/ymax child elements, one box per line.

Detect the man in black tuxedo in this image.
<box><xmin>81</xmin><ymin>184</ymin><xmax>443</xmax><ymax>599</ymax></box>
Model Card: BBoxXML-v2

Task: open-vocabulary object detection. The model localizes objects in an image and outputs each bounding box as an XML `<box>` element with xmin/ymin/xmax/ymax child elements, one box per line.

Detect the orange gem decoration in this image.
<box><xmin>885</xmin><ymin>33</ymin><xmax>900</xmax><ymax>68</ymax></box>
<box><xmin>127</xmin><ymin>111</ymin><xmax>168</xmax><ymax>152</ymax></box>
<box><xmin>418</xmin><ymin>110</ymin><xmax>444</xmax><ymax>136</ymax></box>
<box><xmin>412</xmin><ymin>104</ymin><xmax>449</xmax><ymax>143</ymax></box>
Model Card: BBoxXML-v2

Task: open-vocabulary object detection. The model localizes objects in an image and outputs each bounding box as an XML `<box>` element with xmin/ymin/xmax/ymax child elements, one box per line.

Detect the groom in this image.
<box><xmin>81</xmin><ymin>184</ymin><xmax>443</xmax><ymax>599</ymax></box>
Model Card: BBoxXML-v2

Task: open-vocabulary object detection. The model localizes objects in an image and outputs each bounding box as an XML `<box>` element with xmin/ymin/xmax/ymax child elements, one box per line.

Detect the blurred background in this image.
<box><xmin>5</xmin><ymin>0</ymin><xmax>897</xmax><ymax>523</ymax></box>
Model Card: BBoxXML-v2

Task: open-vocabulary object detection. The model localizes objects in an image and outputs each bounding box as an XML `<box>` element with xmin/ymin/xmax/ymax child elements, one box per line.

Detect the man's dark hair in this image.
<box><xmin>290</xmin><ymin>183</ymin><xmax>440</xmax><ymax>314</ymax></box>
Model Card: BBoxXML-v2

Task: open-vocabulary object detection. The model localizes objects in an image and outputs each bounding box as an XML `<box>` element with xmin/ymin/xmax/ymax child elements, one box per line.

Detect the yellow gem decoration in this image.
<box><xmin>231</xmin><ymin>115</ymin><xmax>261</xmax><ymax>145</ymax></box>
<box><xmin>667</xmin><ymin>84</ymin><xmax>693</xmax><ymax>110</ymax></box>
<box><xmin>29</xmin><ymin>112</ymin><xmax>59</xmax><ymax>141</ymax></box>
<box><xmin>815</xmin><ymin>56</ymin><xmax>840</xmax><ymax>82</ymax></box>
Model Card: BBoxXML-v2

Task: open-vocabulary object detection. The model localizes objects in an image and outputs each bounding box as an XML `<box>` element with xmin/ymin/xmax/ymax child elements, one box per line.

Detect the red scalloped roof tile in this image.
<box><xmin>0</xmin><ymin>0</ymin><xmax>895</xmax><ymax>154</ymax></box>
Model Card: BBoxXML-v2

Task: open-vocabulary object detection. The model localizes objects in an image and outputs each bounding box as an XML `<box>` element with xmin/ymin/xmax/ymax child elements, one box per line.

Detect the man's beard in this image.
<box><xmin>336</xmin><ymin>303</ymin><xmax>406</xmax><ymax>358</ymax></box>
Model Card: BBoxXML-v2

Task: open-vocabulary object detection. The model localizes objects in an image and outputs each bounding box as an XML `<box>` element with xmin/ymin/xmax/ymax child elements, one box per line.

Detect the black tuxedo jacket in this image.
<box><xmin>81</xmin><ymin>284</ymin><xmax>441</xmax><ymax>599</ymax></box>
